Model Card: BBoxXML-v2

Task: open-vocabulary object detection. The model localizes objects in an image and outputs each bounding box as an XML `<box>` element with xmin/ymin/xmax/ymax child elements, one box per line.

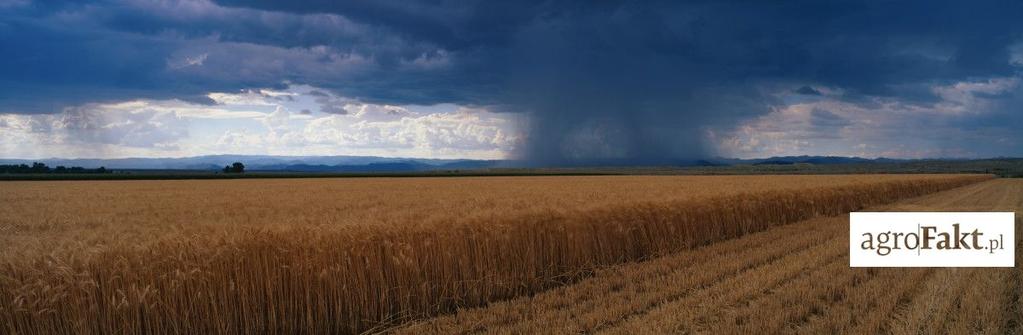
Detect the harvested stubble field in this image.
<box><xmin>400</xmin><ymin>178</ymin><xmax>1023</xmax><ymax>335</ymax></box>
<box><xmin>0</xmin><ymin>174</ymin><xmax>995</xmax><ymax>334</ymax></box>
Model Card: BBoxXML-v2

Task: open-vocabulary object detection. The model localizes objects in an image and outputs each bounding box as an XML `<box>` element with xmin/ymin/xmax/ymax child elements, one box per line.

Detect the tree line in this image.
<box><xmin>0</xmin><ymin>162</ymin><xmax>109</xmax><ymax>174</ymax></box>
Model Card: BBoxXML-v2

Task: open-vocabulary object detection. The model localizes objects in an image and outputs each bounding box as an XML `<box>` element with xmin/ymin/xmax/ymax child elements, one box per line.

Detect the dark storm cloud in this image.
<box><xmin>795</xmin><ymin>86</ymin><xmax>822</xmax><ymax>96</ymax></box>
<box><xmin>0</xmin><ymin>0</ymin><xmax>487</xmax><ymax>112</ymax></box>
<box><xmin>3</xmin><ymin>1</ymin><xmax>1023</xmax><ymax>162</ymax></box>
<box><xmin>211</xmin><ymin>0</ymin><xmax>541</xmax><ymax>49</ymax></box>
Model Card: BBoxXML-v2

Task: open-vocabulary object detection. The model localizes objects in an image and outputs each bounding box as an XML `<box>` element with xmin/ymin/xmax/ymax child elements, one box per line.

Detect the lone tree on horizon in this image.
<box><xmin>223</xmin><ymin>162</ymin><xmax>245</xmax><ymax>173</ymax></box>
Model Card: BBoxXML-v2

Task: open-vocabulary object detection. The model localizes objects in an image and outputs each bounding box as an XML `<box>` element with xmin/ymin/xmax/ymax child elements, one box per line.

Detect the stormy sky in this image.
<box><xmin>1</xmin><ymin>1</ymin><xmax>1022</xmax><ymax>163</ymax></box>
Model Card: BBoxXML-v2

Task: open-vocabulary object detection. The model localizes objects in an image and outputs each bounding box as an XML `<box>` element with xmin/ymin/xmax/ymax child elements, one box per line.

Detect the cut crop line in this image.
<box><xmin>396</xmin><ymin>216</ymin><xmax>847</xmax><ymax>334</ymax></box>
<box><xmin>595</xmin><ymin>235</ymin><xmax>847</xmax><ymax>334</ymax></box>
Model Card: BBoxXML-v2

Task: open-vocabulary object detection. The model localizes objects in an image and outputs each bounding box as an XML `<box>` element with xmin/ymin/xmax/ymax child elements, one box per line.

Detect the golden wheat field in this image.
<box><xmin>0</xmin><ymin>174</ymin><xmax>1002</xmax><ymax>334</ymax></box>
<box><xmin>399</xmin><ymin>178</ymin><xmax>1023</xmax><ymax>335</ymax></box>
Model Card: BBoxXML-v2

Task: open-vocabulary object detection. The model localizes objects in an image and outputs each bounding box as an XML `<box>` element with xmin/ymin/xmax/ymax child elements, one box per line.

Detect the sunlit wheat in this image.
<box><xmin>0</xmin><ymin>174</ymin><xmax>991</xmax><ymax>334</ymax></box>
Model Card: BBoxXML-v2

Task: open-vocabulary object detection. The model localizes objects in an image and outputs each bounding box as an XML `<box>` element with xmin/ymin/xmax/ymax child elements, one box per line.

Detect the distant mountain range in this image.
<box><xmin>0</xmin><ymin>154</ymin><xmax>992</xmax><ymax>172</ymax></box>
<box><xmin>0</xmin><ymin>155</ymin><xmax>504</xmax><ymax>172</ymax></box>
<box><xmin>713</xmin><ymin>155</ymin><xmax>909</xmax><ymax>166</ymax></box>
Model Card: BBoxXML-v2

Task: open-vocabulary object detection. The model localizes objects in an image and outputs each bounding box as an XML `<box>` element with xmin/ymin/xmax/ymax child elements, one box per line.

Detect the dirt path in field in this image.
<box><xmin>394</xmin><ymin>179</ymin><xmax>1023</xmax><ymax>335</ymax></box>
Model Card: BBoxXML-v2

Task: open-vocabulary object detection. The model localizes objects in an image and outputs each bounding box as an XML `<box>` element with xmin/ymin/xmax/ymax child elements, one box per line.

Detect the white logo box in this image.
<box><xmin>850</xmin><ymin>212</ymin><xmax>1015</xmax><ymax>267</ymax></box>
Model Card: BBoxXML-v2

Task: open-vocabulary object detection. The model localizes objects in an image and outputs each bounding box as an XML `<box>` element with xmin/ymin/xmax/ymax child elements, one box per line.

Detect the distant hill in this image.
<box><xmin>0</xmin><ymin>154</ymin><xmax>1010</xmax><ymax>173</ymax></box>
<box><xmin>0</xmin><ymin>155</ymin><xmax>503</xmax><ymax>172</ymax></box>
<box><xmin>690</xmin><ymin>155</ymin><xmax>919</xmax><ymax>166</ymax></box>
<box><xmin>739</xmin><ymin>156</ymin><xmax>894</xmax><ymax>166</ymax></box>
